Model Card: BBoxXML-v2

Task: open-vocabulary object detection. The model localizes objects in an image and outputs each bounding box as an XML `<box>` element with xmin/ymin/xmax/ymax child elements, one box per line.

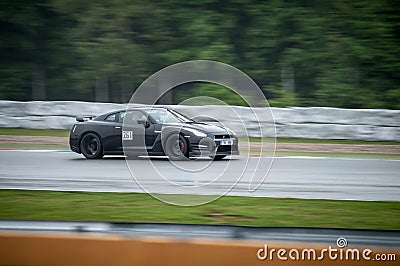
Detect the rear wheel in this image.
<box><xmin>80</xmin><ymin>133</ymin><xmax>103</xmax><ymax>159</ymax></box>
<box><xmin>164</xmin><ymin>134</ymin><xmax>189</xmax><ymax>160</ymax></box>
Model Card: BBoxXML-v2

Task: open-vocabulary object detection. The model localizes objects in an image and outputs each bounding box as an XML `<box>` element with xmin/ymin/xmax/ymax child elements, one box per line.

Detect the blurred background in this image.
<box><xmin>1</xmin><ymin>0</ymin><xmax>399</xmax><ymax>108</ymax></box>
<box><xmin>0</xmin><ymin>3</ymin><xmax>399</xmax><ymax>265</ymax></box>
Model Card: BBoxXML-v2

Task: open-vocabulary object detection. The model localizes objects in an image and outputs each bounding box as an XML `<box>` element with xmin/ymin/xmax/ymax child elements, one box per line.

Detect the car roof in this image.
<box><xmin>94</xmin><ymin>106</ymin><xmax>170</xmax><ymax>120</ymax></box>
<box><xmin>115</xmin><ymin>106</ymin><xmax>169</xmax><ymax>113</ymax></box>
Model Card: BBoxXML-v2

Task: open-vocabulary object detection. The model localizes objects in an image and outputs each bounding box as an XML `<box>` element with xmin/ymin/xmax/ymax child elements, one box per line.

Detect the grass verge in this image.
<box><xmin>271</xmin><ymin>151</ymin><xmax>398</xmax><ymax>159</ymax></box>
<box><xmin>0</xmin><ymin>128</ymin><xmax>398</xmax><ymax>145</ymax></box>
<box><xmin>0</xmin><ymin>144</ymin><xmax>69</xmax><ymax>150</ymax></box>
<box><xmin>0</xmin><ymin>190</ymin><xmax>399</xmax><ymax>230</ymax></box>
<box><xmin>244</xmin><ymin>137</ymin><xmax>399</xmax><ymax>145</ymax></box>
<box><xmin>0</xmin><ymin>128</ymin><xmax>70</xmax><ymax>137</ymax></box>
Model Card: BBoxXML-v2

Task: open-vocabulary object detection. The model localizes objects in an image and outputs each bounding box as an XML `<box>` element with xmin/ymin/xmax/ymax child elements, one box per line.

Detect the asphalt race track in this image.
<box><xmin>0</xmin><ymin>150</ymin><xmax>399</xmax><ymax>201</ymax></box>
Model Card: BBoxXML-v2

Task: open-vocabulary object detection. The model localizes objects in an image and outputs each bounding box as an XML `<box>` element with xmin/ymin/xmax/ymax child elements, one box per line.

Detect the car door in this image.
<box><xmin>100</xmin><ymin>112</ymin><xmax>122</xmax><ymax>152</ymax></box>
<box><xmin>114</xmin><ymin>110</ymin><xmax>157</xmax><ymax>153</ymax></box>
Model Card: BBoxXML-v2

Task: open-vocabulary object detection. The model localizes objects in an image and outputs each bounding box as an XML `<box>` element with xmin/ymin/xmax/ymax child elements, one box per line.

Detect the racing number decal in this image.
<box><xmin>122</xmin><ymin>131</ymin><xmax>133</xmax><ymax>140</ymax></box>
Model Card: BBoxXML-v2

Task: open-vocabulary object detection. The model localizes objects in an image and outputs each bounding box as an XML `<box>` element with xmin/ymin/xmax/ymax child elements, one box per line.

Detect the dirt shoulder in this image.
<box><xmin>0</xmin><ymin>135</ymin><xmax>69</xmax><ymax>146</ymax></box>
<box><xmin>1</xmin><ymin>135</ymin><xmax>399</xmax><ymax>154</ymax></box>
<box><xmin>245</xmin><ymin>142</ymin><xmax>400</xmax><ymax>154</ymax></box>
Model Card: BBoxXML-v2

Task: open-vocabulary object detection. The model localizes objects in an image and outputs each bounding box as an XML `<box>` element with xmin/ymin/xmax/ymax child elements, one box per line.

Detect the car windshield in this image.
<box><xmin>148</xmin><ymin>109</ymin><xmax>193</xmax><ymax>124</ymax></box>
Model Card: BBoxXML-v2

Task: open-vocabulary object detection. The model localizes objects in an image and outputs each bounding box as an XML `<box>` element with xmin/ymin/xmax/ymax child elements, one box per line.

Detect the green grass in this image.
<box><xmin>0</xmin><ymin>190</ymin><xmax>399</xmax><ymax>230</ymax></box>
<box><xmin>242</xmin><ymin>137</ymin><xmax>399</xmax><ymax>145</ymax></box>
<box><xmin>0</xmin><ymin>128</ymin><xmax>398</xmax><ymax>145</ymax></box>
<box><xmin>273</xmin><ymin>151</ymin><xmax>398</xmax><ymax>159</ymax></box>
<box><xmin>0</xmin><ymin>128</ymin><xmax>398</xmax><ymax>158</ymax></box>
<box><xmin>0</xmin><ymin>128</ymin><xmax>69</xmax><ymax>137</ymax></box>
<box><xmin>0</xmin><ymin>144</ymin><xmax>69</xmax><ymax>150</ymax></box>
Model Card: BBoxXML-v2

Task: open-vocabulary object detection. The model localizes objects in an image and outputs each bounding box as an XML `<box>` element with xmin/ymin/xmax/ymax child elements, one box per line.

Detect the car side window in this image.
<box><xmin>118</xmin><ymin>111</ymin><xmax>146</xmax><ymax>124</ymax></box>
<box><xmin>126</xmin><ymin>111</ymin><xmax>146</xmax><ymax>123</ymax></box>
<box><xmin>104</xmin><ymin>113</ymin><xmax>116</xmax><ymax>122</ymax></box>
<box><xmin>118</xmin><ymin>112</ymin><xmax>126</xmax><ymax>123</ymax></box>
<box><xmin>149</xmin><ymin>109</ymin><xmax>180</xmax><ymax>124</ymax></box>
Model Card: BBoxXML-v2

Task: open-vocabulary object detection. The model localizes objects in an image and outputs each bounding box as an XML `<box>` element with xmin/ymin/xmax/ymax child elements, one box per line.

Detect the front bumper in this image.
<box><xmin>189</xmin><ymin>136</ymin><xmax>239</xmax><ymax>157</ymax></box>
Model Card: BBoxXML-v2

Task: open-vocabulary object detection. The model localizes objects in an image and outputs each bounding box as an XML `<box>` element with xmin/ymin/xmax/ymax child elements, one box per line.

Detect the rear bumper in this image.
<box><xmin>69</xmin><ymin>135</ymin><xmax>80</xmax><ymax>154</ymax></box>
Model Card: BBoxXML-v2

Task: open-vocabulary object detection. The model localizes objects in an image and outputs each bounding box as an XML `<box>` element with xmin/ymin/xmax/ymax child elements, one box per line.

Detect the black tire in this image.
<box><xmin>80</xmin><ymin>133</ymin><xmax>103</xmax><ymax>159</ymax></box>
<box><xmin>212</xmin><ymin>155</ymin><xmax>226</xmax><ymax>161</ymax></box>
<box><xmin>164</xmin><ymin>134</ymin><xmax>189</xmax><ymax>160</ymax></box>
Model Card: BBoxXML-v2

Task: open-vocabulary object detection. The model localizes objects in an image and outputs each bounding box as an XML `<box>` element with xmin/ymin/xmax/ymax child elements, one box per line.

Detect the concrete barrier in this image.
<box><xmin>0</xmin><ymin>100</ymin><xmax>399</xmax><ymax>141</ymax></box>
<box><xmin>0</xmin><ymin>232</ymin><xmax>398</xmax><ymax>266</ymax></box>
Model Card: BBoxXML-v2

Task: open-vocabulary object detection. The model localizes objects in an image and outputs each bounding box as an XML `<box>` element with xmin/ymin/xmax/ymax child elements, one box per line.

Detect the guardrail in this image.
<box><xmin>0</xmin><ymin>100</ymin><xmax>399</xmax><ymax>141</ymax></box>
<box><xmin>1</xmin><ymin>220</ymin><xmax>399</xmax><ymax>246</ymax></box>
<box><xmin>0</xmin><ymin>221</ymin><xmax>399</xmax><ymax>266</ymax></box>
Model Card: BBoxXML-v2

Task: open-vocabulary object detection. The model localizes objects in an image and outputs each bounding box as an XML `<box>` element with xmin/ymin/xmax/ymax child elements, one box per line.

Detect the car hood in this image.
<box><xmin>181</xmin><ymin>122</ymin><xmax>230</xmax><ymax>135</ymax></box>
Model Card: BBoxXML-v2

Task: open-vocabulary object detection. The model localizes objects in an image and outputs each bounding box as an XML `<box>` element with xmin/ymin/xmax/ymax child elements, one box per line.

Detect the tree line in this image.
<box><xmin>1</xmin><ymin>0</ymin><xmax>399</xmax><ymax>109</ymax></box>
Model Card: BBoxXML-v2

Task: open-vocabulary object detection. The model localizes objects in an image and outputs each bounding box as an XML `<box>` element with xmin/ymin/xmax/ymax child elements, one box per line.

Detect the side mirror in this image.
<box><xmin>137</xmin><ymin>119</ymin><xmax>150</xmax><ymax>128</ymax></box>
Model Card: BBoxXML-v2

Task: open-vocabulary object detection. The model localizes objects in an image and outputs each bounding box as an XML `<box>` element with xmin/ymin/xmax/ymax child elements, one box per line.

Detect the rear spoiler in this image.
<box><xmin>76</xmin><ymin>115</ymin><xmax>95</xmax><ymax>122</ymax></box>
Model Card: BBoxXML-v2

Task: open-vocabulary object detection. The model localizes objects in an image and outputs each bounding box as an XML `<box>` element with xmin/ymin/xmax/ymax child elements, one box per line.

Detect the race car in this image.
<box><xmin>69</xmin><ymin>106</ymin><xmax>239</xmax><ymax>160</ymax></box>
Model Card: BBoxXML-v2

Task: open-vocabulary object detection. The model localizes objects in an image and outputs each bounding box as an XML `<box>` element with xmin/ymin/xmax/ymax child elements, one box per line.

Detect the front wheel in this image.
<box><xmin>80</xmin><ymin>133</ymin><xmax>103</xmax><ymax>159</ymax></box>
<box><xmin>164</xmin><ymin>134</ymin><xmax>189</xmax><ymax>161</ymax></box>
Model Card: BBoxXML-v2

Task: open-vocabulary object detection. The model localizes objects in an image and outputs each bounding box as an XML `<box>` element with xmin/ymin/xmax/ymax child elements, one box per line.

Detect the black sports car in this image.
<box><xmin>69</xmin><ymin>107</ymin><xmax>239</xmax><ymax>160</ymax></box>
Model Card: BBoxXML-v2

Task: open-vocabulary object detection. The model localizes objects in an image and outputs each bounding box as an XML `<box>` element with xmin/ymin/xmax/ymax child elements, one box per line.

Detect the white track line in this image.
<box><xmin>1</xmin><ymin>150</ymin><xmax>399</xmax><ymax>161</ymax></box>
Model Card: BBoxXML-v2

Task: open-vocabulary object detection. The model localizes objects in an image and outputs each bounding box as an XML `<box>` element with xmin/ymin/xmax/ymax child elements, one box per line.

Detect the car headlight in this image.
<box><xmin>226</xmin><ymin>127</ymin><xmax>237</xmax><ymax>137</ymax></box>
<box><xmin>183</xmin><ymin>128</ymin><xmax>207</xmax><ymax>137</ymax></box>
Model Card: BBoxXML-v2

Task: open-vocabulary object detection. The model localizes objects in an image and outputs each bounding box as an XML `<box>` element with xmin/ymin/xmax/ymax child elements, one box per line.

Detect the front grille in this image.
<box><xmin>217</xmin><ymin>145</ymin><xmax>232</xmax><ymax>152</ymax></box>
<box><xmin>214</xmin><ymin>134</ymin><xmax>230</xmax><ymax>139</ymax></box>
